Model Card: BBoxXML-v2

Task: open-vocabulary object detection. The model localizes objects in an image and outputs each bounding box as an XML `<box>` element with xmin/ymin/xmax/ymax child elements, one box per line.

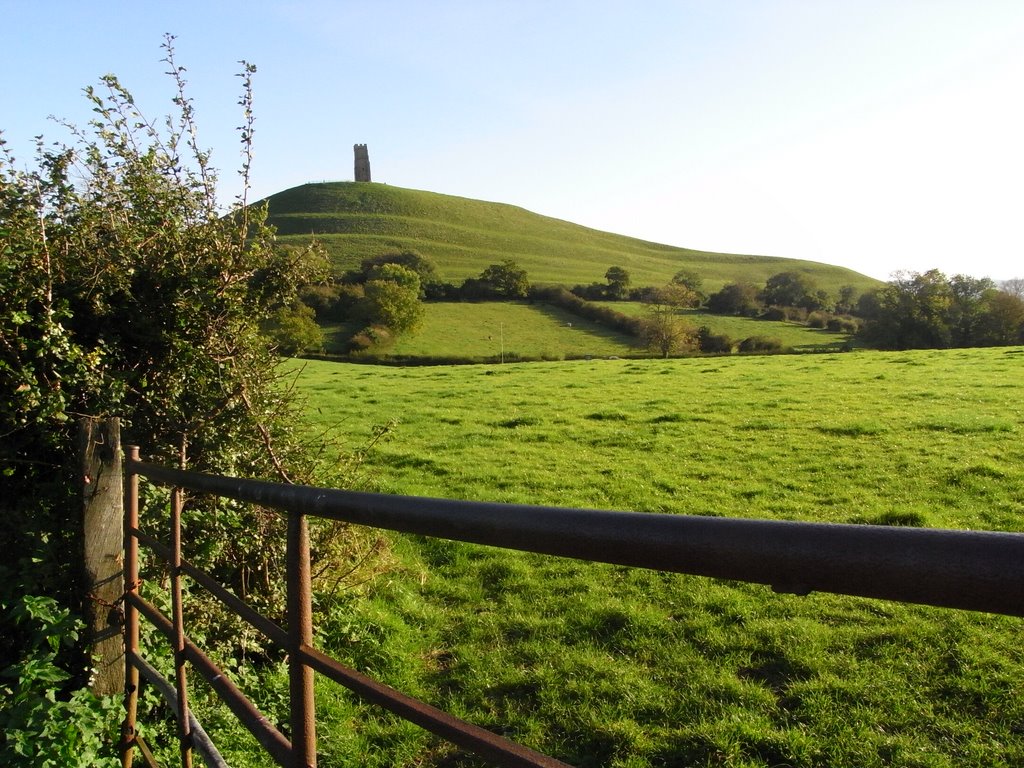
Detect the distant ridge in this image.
<box><xmin>263</xmin><ymin>182</ymin><xmax>878</xmax><ymax>292</ymax></box>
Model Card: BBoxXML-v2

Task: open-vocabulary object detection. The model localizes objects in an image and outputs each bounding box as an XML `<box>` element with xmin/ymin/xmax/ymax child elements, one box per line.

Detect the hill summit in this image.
<box><xmin>263</xmin><ymin>181</ymin><xmax>877</xmax><ymax>293</ymax></box>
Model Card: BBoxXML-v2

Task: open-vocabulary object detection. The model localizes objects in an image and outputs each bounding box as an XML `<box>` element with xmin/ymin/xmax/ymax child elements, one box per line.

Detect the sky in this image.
<box><xmin>2</xmin><ymin>1</ymin><xmax>1023</xmax><ymax>282</ymax></box>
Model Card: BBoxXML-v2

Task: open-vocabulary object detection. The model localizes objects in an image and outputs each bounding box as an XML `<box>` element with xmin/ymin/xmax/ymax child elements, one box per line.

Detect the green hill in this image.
<box><xmin>263</xmin><ymin>182</ymin><xmax>878</xmax><ymax>293</ymax></box>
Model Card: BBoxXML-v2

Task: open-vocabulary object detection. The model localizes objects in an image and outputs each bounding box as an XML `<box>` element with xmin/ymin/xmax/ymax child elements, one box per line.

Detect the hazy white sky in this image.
<box><xmin>3</xmin><ymin>1</ymin><xmax>1022</xmax><ymax>282</ymax></box>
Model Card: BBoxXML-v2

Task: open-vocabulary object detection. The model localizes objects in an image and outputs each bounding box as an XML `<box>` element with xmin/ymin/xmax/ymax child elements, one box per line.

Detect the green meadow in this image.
<box><xmin>319</xmin><ymin>301</ymin><xmax>853</xmax><ymax>360</ymax></box>
<box><xmin>228</xmin><ymin>347</ymin><xmax>1024</xmax><ymax>768</ymax></box>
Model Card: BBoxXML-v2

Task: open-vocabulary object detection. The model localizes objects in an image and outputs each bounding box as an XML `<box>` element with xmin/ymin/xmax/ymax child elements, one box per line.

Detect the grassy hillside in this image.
<box><xmin>264</xmin><ymin>182</ymin><xmax>879</xmax><ymax>293</ymax></box>
<box><xmin>270</xmin><ymin>347</ymin><xmax>1024</xmax><ymax>768</ymax></box>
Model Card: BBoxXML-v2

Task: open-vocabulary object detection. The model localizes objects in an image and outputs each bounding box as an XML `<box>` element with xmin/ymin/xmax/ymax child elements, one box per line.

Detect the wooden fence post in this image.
<box><xmin>80</xmin><ymin>416</ymin><xmax>125</xmax><ymax>697</ymax></box>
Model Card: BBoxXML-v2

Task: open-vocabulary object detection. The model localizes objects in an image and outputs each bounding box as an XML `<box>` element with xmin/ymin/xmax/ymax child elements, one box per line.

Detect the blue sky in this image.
<box><xmin>3</xmin><ymin>1</ymin><xmax>1023</xmax><ymax>282</ymax></box>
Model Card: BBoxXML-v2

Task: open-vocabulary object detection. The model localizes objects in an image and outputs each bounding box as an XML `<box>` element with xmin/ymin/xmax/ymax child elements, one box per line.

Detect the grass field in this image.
<box><xmin>264</xmin><ymin>182</ymin><xmax>879</xmax><ymax>295</ymax></box>
<box><xmin>233</xmin><ymin>348</ymin><xmax>1024</xmax><ymax>767</ymax></box>
<box><xmin>597</xmin><ymin>303</ymin><xmax>855</xmax><ymax>352</ymax></box>
<box><xmin>319</xmin><ymin>301</ymin><xmax>853</xmax><ymax>360</ymax></box>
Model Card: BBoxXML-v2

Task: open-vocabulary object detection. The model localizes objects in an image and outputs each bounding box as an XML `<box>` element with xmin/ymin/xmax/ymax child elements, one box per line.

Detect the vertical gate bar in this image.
<box><xmin>171</xmin><ymin>487</ymin><xmax>194</xmax><ymax>768</ymax></box>
<box><xmin>288</xmin><ymin>511</ymin><xmax>317</xmax><ymax>768</ymax></box>
<box><xmin>122</xmin><ymin>446</ymin><xmax>141</xmax><ymax>768</ymax></box>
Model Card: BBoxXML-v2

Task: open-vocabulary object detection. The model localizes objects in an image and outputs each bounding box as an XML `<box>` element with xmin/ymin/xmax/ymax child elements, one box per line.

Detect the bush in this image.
<box><xmin>760</xmin><ymin>306</ymin><xmax>787</xmax><ymax>321</ymax></box>
<box><xmin>571</xmin><ymin>283</ymin><xmax>608</xmax><ymax>301</ymax></box>
<box><xmin>827</xmin><ymin>315</ymin><xmax>861</xmax><ymax>334</ymax></box>
<box><xmin>423</xmin><ymin>281</ymin><xmax>461</xmax><ymax>301</ymax></box>
<box><xmin>269</xmin><ymin>303</ymin><xmax>324</xmax><ymax>355</ymax></box>
<box><xmin>0</xmin><ymin>591</ymin><xmax>121</xmax><ymax>767</ymax></box>
<box><xmin>738</xmin><ymin>335</ymin><xmax>784</xmax><ymax>353</ymax></box>
<box><xmin>349</xmin><ymin>325</ymin><xmax>395</xmax><ymax>353</ymax></box>
<box><xmin>299</xmin><ymin>283</ymin><xmax>344</xmax><ymax>320</ymax></box>
<box><xmin>807</xmin><ymin>311</ymin><xmax>830</xmax><ymax>329</ymax></box>
<box><xmin>697</xmin><ymin>326</ymin><xmax>733</xmax><ymax>353</ymax></box>
<box><xmin>707</xmin><ymin>282</ymin><xmax>762</xmax><ymax>316</ymax></box>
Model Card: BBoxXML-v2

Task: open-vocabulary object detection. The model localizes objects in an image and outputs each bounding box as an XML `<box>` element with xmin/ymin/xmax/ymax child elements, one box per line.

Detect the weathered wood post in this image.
<box><xmin>80</xmin><ymin>416</ymin><xmax>125</xmax><ymax>696</ymax></box>
<box><xmin>288</xmin><ymin>510</ymin><xmax>317</xmax><ymax>767</ymax></box>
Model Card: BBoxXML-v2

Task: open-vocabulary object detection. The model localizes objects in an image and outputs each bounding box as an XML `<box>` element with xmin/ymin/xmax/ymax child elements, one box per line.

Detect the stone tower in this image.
<box><xmin>354</xmin><ymin>143</ymin><xmax>371</xmax><ymax>182</ymax></box>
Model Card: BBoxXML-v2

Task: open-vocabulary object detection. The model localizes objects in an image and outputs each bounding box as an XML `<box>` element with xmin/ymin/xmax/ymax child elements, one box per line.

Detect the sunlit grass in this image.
<box><xmin>283</xmin><ymin>347</ymin><xmax>1024</xmax><ymax>767</ymax></box>
<box><xmin>319</xmin><ymin>300</ymin><xmax>854</xmax><ymax>361</ymax></box>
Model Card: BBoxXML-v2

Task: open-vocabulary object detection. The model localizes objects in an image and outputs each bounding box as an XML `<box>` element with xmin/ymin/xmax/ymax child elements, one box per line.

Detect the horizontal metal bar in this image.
<box><xmin>127</xmin><ymin>593</ymin><xmax>293</xmax><ymax>766</ymax></box>
<box><xmin>128</xmin><ymin>459</ymin><xmax>1024</xmax><ymax>616</ymax></box>
<box><xmin>298</xmin><ymin>644</ymin><xmax>571</xmax><ymax>768</ymax></box>
<box><xmin>131</xmin><ymin>526</ymin><xmax>290</xmax><ymax>648</ymax></box>
<box><xmin>129</xmin><ymin>650</ymin><xmax>228</xmax><ymax>768</ymax></box>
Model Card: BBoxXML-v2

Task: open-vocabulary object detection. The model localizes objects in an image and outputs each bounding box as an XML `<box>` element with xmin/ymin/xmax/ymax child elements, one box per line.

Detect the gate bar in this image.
<box><xmin>127</xmin><ymin>593</ymin><xmax>293</xmax><ymax>766</ymax></box>
<box><xmin>129</xmin><ymin>460</ymin><xmax>1024</xmax><ymax>617</ymax></box>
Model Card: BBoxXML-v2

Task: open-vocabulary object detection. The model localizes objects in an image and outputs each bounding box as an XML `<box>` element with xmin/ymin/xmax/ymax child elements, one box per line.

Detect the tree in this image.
<box><xmin>948</xmin><ymin>274</ymin><xmax>997</xmax><ymax>346</ymax></box>
<box><xmin>671</xmin><ymin>269</ymin><xmax>704</xmax><ymax>295</ymax></box>
<box><xmin>652</xmin><ymin>281</ymin><xmax>700</xmax><ymax>308</ymax></box>
<box><xmin>858</xmin><ymin>270</ymin><xmax>953</xmax><ymax>349</ymax></box>
<box><xmin>605</xmin><ymin>266</ymin><xmax>631</xmax><ymax>299</ymax></box>
<box><xmin>642</xmin><ymin>306</ymin><xmax>696</xmax><ymax>357</ymax></box>
<box><xmin>762</xmin><ymin>271</ymin><xmax>817</xmax><ymax>308</ymax></box>
<box><xmin>707</xmin><ymin>282</ymin><xmax>761</xmax><ymax>315</ymax></box>
<box><xmin>269</xmin><ymin>303</ymin><xmax>324</xmax><ymax>355</ymax></box>
<box><xmin>359</xmin><ymin>264</ymin><xmax>424</xmax><ymax>333</ymax></box>
<box><xmin>836</xmin><ymin>285</ymin><xmax>859</xmax><ymax>315</ymax></box>
<box><xmin>999</xmin><ymin>277</ymin><xmax>1024</xmax><ymax>300</ymax></box>
<box><xmin>355</xmin><ymin>249</ymin><xmax>437</xmax><ymax>294</ymax></box>
<box><xmin>984</xmin><ymin>291</ymin><xmax>1024</xmax><ymax>344</ymax></box>
<box><xmin>640</xmin><ymin>293</ymin><xmax>696</xmax><ymax>357</ymax></box>
<box><xmin>479</xmin><ymin>259</ymin><xmax>529</xmax><ymax>298</ymax></box>
<box><xmin>697</xmin><ymin>325</ymin><xmax>733</xmax><ymax>353</ymax></box>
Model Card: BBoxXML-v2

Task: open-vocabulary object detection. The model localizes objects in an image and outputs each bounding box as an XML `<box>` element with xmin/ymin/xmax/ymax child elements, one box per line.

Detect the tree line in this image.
<box><xmin>700</xmin><ymin>270</ymin><xmax>1024</xmax><ymax>349</ymax></box>
<box><xmin>293</xmin><ymin>255</ymin><xmax>1024</xmax><ymax>357</ymax></box>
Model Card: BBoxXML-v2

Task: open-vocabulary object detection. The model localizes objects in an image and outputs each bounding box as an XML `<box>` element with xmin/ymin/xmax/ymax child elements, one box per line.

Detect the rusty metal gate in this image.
<box><xmin>119</xmin><ymin>446</ymin><xmax>1024</xmax><ymax>767</ymax></box>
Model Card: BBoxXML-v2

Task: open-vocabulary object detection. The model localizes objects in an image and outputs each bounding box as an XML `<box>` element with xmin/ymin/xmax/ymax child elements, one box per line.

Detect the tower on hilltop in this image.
<box><xmin>354</xmin><ymin>144</ymin><xmax>371</xmax><ymax>182</ymax></box>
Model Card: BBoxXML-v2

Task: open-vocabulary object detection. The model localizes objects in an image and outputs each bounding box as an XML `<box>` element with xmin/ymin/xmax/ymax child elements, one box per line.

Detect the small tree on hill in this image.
<box><xmin>359</xmin><ymin>263</ymin><xmax>424</xmax><ymax>334</ymax></box>
<box><xmin>605</xmin><ymin>266</ymin><xmax>631</xmax><ymax>299</ymax></box>
<box><xmin>354</xmin><ymin>249</ymin><xmax>438</xmax><ymax>294</ymax></box>
<box><xmin>479</xmin><ymin>259</ymin><xmax>529</xmax><ymax>298</ymax></box>
<box><xmin>654</xmin><ymin>281</ymin><xmax>701</xmax><ymax>308</ymax></box>
<box><xmin>641</xmin><ymin>291</ymin><xmax>696</xmax><ymax>357</ymax></box>
<box><xmin>707</xmin><ymin>282</ymin><xmax>762</xmax><ymax>315</ymax></box>
<box><xmin>671</xmin><ymin>269</ymin><xmax>705</xmax><ymax>299</ymax></box>
<box><xmin>762</xmin><ymin>271</ymin><xmax>818</xmax><ymax>309</ymax></box>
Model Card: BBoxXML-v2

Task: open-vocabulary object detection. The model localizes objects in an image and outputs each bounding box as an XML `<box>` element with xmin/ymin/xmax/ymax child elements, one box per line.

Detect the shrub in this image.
<box><xmin>571</xmin><ymin>283</ymin><xmax>607</xmax><ymax>300</ymax></box>
<box><xmin>707</xmin><ymin>282</ymin><xmax>762</xmax><ymax>316</ymax></box>
<box><xmin>760</xmin><ymin>306</ymin><xmax>787</xmax><ymax>321</ymax></box>
<box><xmin>738</xmin><ymin>335</ymin><xmax>784</xmax><ymax>353</ymax></box>
<box><xmin>349</xmin><ymin>325</ymin><xmax>395</xmax><ymax>353</ymax></box>
<box><xmin>827</xmin><ymin>315</ymin><xmax>861</xmax><ymax>333</ymax></box>
<box><xmin>697</xmin><ymin>326</ymin><xmax>733</xmax><ymax>353</ymax></box>
<box><xmin>807</xmin><ymin>311</ymin><xmax>830</xmax><ymax>329</ymax></box>
<box><xmin>0</xmin><ymin>591</ymin><xmax>121</xmax><ymax>767</ymax></box>
<box><xmin>269</xmin><ymin>303</ymin><xmax>324</xmax><ymax>355</ymax></box>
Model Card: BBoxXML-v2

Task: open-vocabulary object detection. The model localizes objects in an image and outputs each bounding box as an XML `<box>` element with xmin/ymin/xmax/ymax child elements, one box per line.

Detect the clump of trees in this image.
<box><xmin>461</xmin><ymin>258</ymin><xmax>531</xmax><ymax>300</ymax></box>
<box><xmin>857</xmin><ymin>270</ymin><xmax>1024</xmax><ymax>349</ymax></box>
<box><xmin>306</xmin><ymin>255</ymin><xmax>537</xmax><ymax>353</ymax></box>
